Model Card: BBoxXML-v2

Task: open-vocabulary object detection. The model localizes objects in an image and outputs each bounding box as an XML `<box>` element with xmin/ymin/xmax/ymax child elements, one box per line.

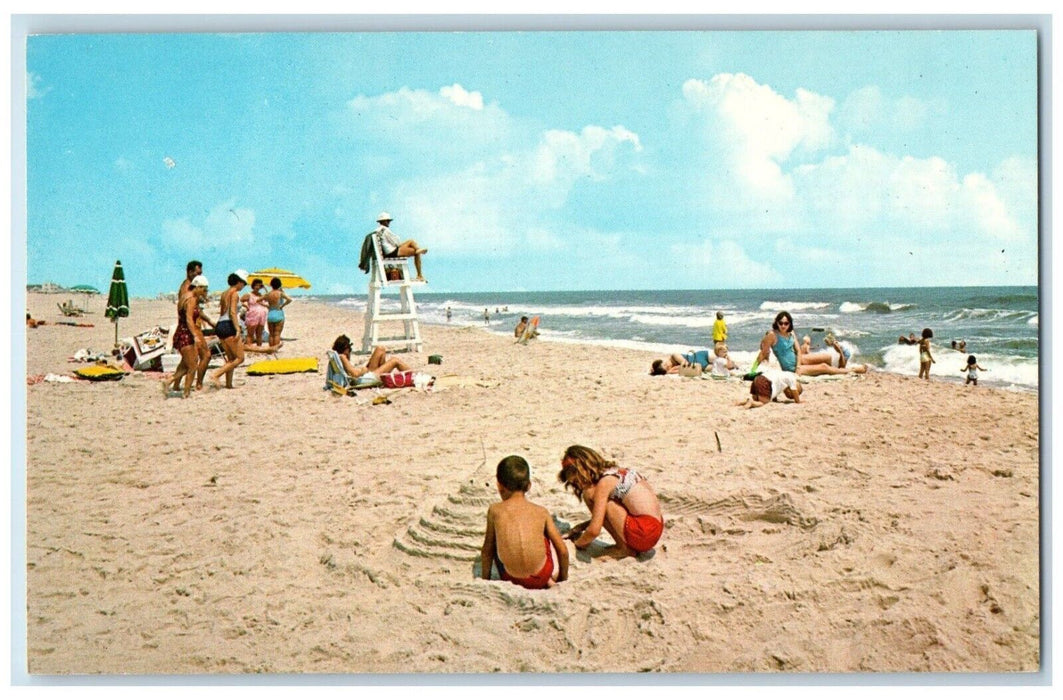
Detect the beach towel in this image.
<box><xmin>74</xmin><ymin>365</ymin><xmax>125</xmax><ymax>381</ymax></box>
<box><xmin>246</xmin><ymin>357</ymin><xmax>318</xmax><ymax>376</ymax></box>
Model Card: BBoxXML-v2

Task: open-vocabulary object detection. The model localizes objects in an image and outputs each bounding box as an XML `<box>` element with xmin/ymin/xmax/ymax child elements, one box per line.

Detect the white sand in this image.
<box><xmin>22</xmin><ymin>292</ymin><xmax>1039</xmax><ymax>674</ymax></box>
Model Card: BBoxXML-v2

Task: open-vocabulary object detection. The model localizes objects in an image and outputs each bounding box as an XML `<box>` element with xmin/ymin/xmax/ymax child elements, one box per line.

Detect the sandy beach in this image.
<box><xmin>21</xmin><ymin>291</ymin><xmax>1040</xmax><ymax>675</ymax></box>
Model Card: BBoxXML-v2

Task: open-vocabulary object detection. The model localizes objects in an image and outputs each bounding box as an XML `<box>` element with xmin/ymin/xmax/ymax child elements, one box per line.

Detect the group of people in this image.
<box><xmin>166</xmin><ymin>260</ymin><xmax>293</xmax><ymax>397</ymax></box>
<box><xmin>481</xmin><ymin>446</ymin><xmax>663</xmax><ymax>590</ymax></box>
<box><xmin>655</xmin><ymin>310</ymin><xmax>868</xmax><ymax>376</ymax></box>
<box><xmin>912</xmin><ymin>328</ymin><xmax>988</xmax><ymax>385</ymax></box>
<box><xmin>650</xmin><ymin>310</ymin><xmax>867</xmax><ymax>407</ymax></box>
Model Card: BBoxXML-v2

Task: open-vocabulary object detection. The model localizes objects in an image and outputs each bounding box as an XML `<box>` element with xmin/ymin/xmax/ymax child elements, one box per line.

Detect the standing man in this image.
<box><xmin>179</xmin><ymin>260</ymin><xmax>203</xmax><ymax>302</ymax></box>
<box><xmin>375</xmin><ymin>212</ymin><xmax>428</xmax><ymax>283</ymax></box>
<box><xmin>177</xmin><ymin>259</ymin><xmax>215</xmax><ymax>390</ymax></box>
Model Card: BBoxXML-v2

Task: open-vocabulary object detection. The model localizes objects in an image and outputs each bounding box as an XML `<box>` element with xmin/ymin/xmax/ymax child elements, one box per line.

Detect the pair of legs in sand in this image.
<box><xmin>168</xmin><ymin>342</ymin><xmax>212</xmax><ymax>397</ymax></box>
<box><xmin>209</xmin><ymin>333</ymin><xmax>244</xmax><ymax>389</ymax></box>
<box><xmin>797</xmin><ymin>344</ymin><xmax>868</xmax><ymax>376</ymax></box>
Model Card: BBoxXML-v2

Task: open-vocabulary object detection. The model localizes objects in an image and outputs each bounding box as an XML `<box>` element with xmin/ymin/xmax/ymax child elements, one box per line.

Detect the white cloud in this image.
<box><xmin>359</xmin><ymin>86</ymin><xmax>642</xmax><ymax>256</ymax></box>
<box><xmin>160</xmin><ymin>217</ymin><xmax>207</xmax><ymax>251</ymax></box>
<box><xmin>532</xmin><ymin>125</ymin><xmax>642</xmax><ymax>187</ymax></box>
<box><xmin>792</xmin><ymin>144</ymin><xmax>1025</xmax><ymax>242</ymax></box>
<box><xmin>345</xmin><ymin>85</ymin><xmax>514</xmax><ymax>161</ymax></box>
<box><xmin>440</xmin><ymin>83</ymin><xmax>484</xmax><ymax>110</ymax></box>
<box><xmin>158</xmin><ymin>200</ymin><xmax>256</xmax><ymax>253</ymax></box>
<box><xmin>838</xmin><ymin>86</ymin><xmax>940</xmax><ymax>135</ymax></box>
<box><xmin>205</xmin><ymin>200</ymin><xmax>256</xmax><ymax>244</ymax></box>
<box><xmin>669</xmin><ymin>238</ymin><xmax>781</xmax><ymax>287</ymax></box>
<box><xmin>677</xmin><ymin>73</ymin><xmax>836</xmax><ymax>213</ymax></box>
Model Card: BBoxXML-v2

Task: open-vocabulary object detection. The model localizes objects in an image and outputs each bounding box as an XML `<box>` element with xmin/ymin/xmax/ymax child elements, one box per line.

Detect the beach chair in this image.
<box><xmin>360</xmin><ymin>233</ymin><xmax>424</xmax><ymax>353</ymax></box>
<box><xmin>325</xmin><ymin>350</ymin><xmax>352</xmax><ymax>395</ymax></box>
<box><xmin>325</xmin><ymin>350</ymin><xmax>383</xmax><ymax>395</ymax></box>
<box><xmin>57</xmin><ymin>301</ymin><xmax>83</xmax><ymax>317</ymax></box>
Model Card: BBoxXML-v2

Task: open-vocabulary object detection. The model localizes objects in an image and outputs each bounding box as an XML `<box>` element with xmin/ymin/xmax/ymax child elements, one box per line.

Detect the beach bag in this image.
<box><xmin>381</xmin><ymin>370</ymin><xmax>415</xmax><ymax>388</ymax></box>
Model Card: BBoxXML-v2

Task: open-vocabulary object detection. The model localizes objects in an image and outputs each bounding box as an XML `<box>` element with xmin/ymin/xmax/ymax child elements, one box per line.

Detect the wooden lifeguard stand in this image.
<box><xmin>361</xmin><ymin>234</ymin><xmax>424</xmax><ymax>353</ymax></box>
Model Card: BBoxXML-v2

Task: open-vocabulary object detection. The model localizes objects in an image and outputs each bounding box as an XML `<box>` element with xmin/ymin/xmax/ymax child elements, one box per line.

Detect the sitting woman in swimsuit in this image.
<box><xmin>798</xmin><ymin>333</ymin><xmax>867</xmax><ymax>372</ymax></box>
<box><xmin>558</xmin><ymin>445</ymin><xmax>664</xmax><ymax>558</ymax></box>
<box><xmin>758</xmin><ymin>312</ymin><xmax>864</xmax><ymax>377</ymax></box>
<box><xmin>332</xmin><ymin>334</ymin><xmax>412</xmax><ymax>384</ymax></box>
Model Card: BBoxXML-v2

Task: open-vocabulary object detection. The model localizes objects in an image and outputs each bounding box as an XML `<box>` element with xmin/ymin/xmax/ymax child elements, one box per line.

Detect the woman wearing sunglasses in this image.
<box><xmin>757</xmin><ymin>311</ymin><xmax>866</xmax><ymax>377</ymax></box>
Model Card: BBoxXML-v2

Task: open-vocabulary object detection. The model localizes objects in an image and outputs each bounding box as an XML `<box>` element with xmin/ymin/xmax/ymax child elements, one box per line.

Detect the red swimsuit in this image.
<box><xmin>172</xmin><ymin>303</ymin><xmax>200</xmax><ymax>351</ymax></box>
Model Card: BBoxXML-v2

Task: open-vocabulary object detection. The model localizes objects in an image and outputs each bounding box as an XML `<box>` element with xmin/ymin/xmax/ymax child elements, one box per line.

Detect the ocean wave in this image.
<box><xmin>1028</xmin><ymin>315</ymin><xmax>1038</xmax><ymax>326</ymax></box>
<box><xmin>881</xmin><ymin>344</ymin><xmax>1038</xmax><ymax>389</ymax></box>
<box><xmin>825</xmin><ymin>327</ymin><xmax>871</xmax><ymax>338</ymax></box>
<box><xmin>838</xmin><ymin>301</ymin><xmax>915</xmax><ymax>314</ymax></box>
<box><xmin>429</xmin><ymin>300</ymin><xmax>702</xmax><ymax>320</ymax></box>
<box><xmin>759</xmin><ymin>300</ymin><xmax>831</xmax><ymax>312</ymax></box>
<box><xmin>943</xmin><ymin>308</ymin><xmax>1038</xmax><ymax>324</ymax></box>
<box><xmin>989</xmin><ymin>293</ymin><xmax>1039</xmax><ymax>304</ymax></box>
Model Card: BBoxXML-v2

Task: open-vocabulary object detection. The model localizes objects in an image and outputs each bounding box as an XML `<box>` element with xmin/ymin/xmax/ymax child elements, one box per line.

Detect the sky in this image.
<box><xmin>21</xmin><ymin>27</ymin><xmax>1040</xmax><ymax>297</ymax></box>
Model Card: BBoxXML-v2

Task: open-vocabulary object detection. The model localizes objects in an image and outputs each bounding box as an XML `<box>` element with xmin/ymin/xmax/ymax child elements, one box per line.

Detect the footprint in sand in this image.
<box><xmin>660</xmin><ymin>491</ymin><xmax>819</xmax><ymax>530</ymax></box>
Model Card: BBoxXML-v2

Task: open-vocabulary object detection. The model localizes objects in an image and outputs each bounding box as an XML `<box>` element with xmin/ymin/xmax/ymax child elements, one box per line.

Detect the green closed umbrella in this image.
<box><xmin>104</xmin><ymin>260</ymin><xmax>129</xmax><ymax>346</ymax></box>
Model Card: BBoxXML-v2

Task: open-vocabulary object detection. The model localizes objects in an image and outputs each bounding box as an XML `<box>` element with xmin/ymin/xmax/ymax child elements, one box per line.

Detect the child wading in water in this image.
<box><xmin>481</xmin><ymin>456</ymin><xmax>569</xmax><ymax>589</ymax></box>
<box><xmin>962</xmin><ymin>355</ymin><xmax>989</xmax><ymax>386</ymax></box>
<box><xmin>918</xmin><ymin>328</ymin><xmax>935</xmax><ymax>380</ymax></box>
<box><xmin>558</xmin><ymin>445</ymin><xmax>664</xmax><ymax>558</ymax></box>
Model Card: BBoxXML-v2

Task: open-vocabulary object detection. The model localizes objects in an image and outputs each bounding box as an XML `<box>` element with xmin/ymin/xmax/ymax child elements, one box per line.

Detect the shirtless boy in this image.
<box><xmin>481</xmin><ymin>455</ymin><xmax>569</xmax><ymax>589</ymax></box>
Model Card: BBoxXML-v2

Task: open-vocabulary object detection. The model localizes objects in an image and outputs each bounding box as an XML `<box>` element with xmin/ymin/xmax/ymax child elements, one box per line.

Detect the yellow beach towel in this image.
<box><xmin>74</xmin><ymin>365</ymin><xmax>125</xmax><ymax>381</ymax></box>
<box><xmin>246</xmin><ymin>357</ymin><xmax>319</xmax><ymax>376</ymax></box>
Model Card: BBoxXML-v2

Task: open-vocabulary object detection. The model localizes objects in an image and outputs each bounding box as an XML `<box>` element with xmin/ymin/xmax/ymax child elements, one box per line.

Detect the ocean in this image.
<box><xmin>318</xmin><ymin>287</ymin><xmax>1040</xmax><ymax>392</ymax></box>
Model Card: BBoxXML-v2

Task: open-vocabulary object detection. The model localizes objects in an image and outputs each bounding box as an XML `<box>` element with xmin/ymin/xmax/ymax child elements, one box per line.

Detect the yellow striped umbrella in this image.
<box><xmin>247</xmin><ymin>268</ymin><xmax>311</xmax><ymax>289</ymax></box>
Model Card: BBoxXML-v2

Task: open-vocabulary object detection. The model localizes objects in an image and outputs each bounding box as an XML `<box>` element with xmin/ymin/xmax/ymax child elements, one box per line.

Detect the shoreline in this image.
<box><xmin>326</xmin><ymin>293</ymin><xmax>1039</xmax><ymax>394</ymax></box>
<box><xmin>22</xmin><ymin>292</ymin><xmax>1040</xmax><ymax>674</ymax></box>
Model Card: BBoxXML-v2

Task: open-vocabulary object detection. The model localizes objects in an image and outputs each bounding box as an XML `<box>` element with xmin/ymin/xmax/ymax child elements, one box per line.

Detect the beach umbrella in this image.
<box><xmin>70</xmin><ymin>284</ymin><xmax>100</xmax><ymax>311</ymax></box>
<box><xmin>247</xmin><ymin>268</ymin><xmax>311</xmax><ymax>289</ymax></box>
<box><xmin>104</xmin><ymin>260</ymin><xmax>129</xmax><ymax>346</ymax></box>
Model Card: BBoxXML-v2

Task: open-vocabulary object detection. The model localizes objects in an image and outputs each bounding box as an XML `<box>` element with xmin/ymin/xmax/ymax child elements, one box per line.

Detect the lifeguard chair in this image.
<box><xmin>360</xmin><ymin>233</ymin><xmax>424</xmax><ymax>353</ymax></box>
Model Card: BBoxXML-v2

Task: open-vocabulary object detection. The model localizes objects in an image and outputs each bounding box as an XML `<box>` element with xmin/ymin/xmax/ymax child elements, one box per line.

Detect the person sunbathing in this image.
<box><xmin>650</xmin><ymin>350</ymin><xmax>713</xmax><ymax>375</ymax></box>
<box><xmin>800</xmin><ymin>334</ymin><xmax>866</xmax><ymax>372</ymax></box>
<box><xmin>331</xmin><ymin>334</ymin><xmax>410</xmax><ymax>382</ymax></box>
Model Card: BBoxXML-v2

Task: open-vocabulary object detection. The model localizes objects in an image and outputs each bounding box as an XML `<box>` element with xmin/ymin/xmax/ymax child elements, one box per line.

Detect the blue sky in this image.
<box><xmin>23</xmin><ymin>29</ymin><xmax>1039</xmax><ymax>296</ymax></box>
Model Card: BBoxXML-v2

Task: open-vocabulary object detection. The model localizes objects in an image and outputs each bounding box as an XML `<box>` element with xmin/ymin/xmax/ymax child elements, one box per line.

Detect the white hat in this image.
<box><xmin>377</xmin><ymin>211</ymin><xmax>392</xmax><ymax>222</ymax></box>
<box><xmin>234</xmin><ymin>269</ymin><xmax>249</xmax><ymax>283</ymax></box>
<box><xmin>190</xmin><ymin>274</ymin><xmax>209</xmax><ymax>288</ymax></box>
